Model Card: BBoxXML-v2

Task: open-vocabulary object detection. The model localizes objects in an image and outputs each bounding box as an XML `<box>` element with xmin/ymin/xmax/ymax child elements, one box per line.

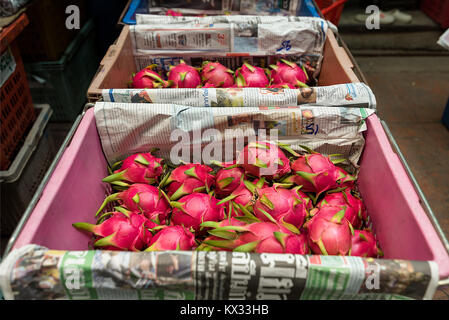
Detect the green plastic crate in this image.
<box><xmin>25</xmin><ymin>20</ymin><xmax>100</xmax><ymax>122</ymax></box>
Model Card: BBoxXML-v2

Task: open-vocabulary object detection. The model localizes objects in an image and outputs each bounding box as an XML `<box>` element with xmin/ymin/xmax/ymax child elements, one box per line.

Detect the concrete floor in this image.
<box><xmin>338</xmin><ymin>8</ymin><xmax>447</xmax><ymax>55</ymax></box>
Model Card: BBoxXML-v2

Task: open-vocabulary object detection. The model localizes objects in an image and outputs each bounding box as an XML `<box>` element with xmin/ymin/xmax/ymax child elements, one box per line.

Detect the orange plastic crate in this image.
<box><xmin>0</xmin><ymin>14</ymin><xmax>35</xmax><ymax>170</ymax></box>
<box><xmin>315</xmin><ymin>0</ymin><xmax>348</xmax><ymax>26</ymax></box>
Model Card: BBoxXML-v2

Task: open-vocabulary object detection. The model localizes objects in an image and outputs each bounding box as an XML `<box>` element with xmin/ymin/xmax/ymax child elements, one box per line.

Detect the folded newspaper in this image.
<box><xmin>0</xmin><ymin>245</ymin><xmax>439</xmax><ymax>300</ymax></box>
<box><xmin>136</xmin><ymin>14</ymin><xmax>322</xmax><ymax>25</ymax></box>
<box><xmin>94</xmin><ymin>102</ymin><xmax>374</xmax><ymax>170</ymax></box>
<box><xmin>437</xmin><ymin>28</ymin><xmax>449</xmax><ymax>51</ymax></box>
<box><xmin>102</xmin><ymin>83</ymin><xmax>377</xmax><ymax>110</ymax></box>
<box><xmin>130</xmin><ymin>16</ymin><xmax>327</xmax><ymax>82</ymax></box>
<box><xmin>146</xmin><ymin>0</ymin><xmax>302</xmax><ymax>16</ymax></box>
<box><xmin>0</xmin><ymin>0</ymin><xmax>30</xmax><ymax>17</ymax></box>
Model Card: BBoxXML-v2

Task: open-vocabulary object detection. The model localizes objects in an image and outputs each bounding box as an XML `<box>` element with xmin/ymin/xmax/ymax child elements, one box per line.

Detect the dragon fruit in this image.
<box><xmin>73</xmin><ymin>211</ymin><xmax>153</xmax><ymax>251</ymax></box>
<box><xmin>253</xmin><ymin>187</ymin><xmax>308</xmax><ymax>230</ymax></box>
<box><xmin>235</xmin><ymin>62</ymin><xmax>269</xmax><ymax>87</ymax></box>
<box><xmin>307</xmin><ymin>206</ymin><xmax>354</xmax><ymax>255</ymax></box>
<box><xmin>317</xmin><ymin>189</ymin><xmax>366</xmax><ymax>229</ymax></box>
<box><xmin>95</xmin><ymin>184</ymin><xmax>170</xmax><ymax>223</ymax></box>
<box><xmin>166</xmin><ymin>9</ymin><xmax>182</xmax><ymax>16</ymax></box>
<box><xmin>215</xmin><ymin>166</ymin><xmax>245</xmax><ymax>198</ymax></box>
<box><xmin>336</xmin><ymin>167</ymin><xmax>356</xmax><ymax>189</ymax></box>
<box><xmin>131</xmin><ymin>65</ymin><xmax>169</xmax><ymax>89</ymax></box>
<box><xmin>217</xmin><ymin>179</ymin><xmax>267</xmax><ymax>217</ymax></box>
<box><xmin>350</xmin><ymin>229</ymin><xmax>383</xmax><ymax>258</ymax></box>
<box><xmin>201</xmin><ymin>61</ymin><xmax>235</xmax><ymax>88</ymax></box>
<box><xmin>269</xmin><ymin>59</ymin><xmax>309</xmax><ymax>88</ymax></box>
<box><xmin>167</xmin><ymin>60</ymin><xmax>201</xmax><ymax>88</ymax></box>
<box><xmin>197</xmin><ymin>218</ymin><xmax>247</xmax><ymax>251</ymax></box>
<box><xmin>296</xmin><ymin>188</ymin><xmax>313</xmax><ymax>211</ymax></box>
<box><xmin>102</xmin><ymin>152</ymin><xmax>164</xmax><ymax>186</ymax></box>
<box><xmin>170</xmin><ymin>193</ymin><xmax>225</xmax><ymax>234</ymax></box>
<box><xmin>236</xmin><ymin>141</ymin><xmax>291</xmax><ymax>179</ymax></box>
<box><xmin>268</xmin><ymin>83</ymin><xmax>295</xmax><ymax>89</ymax></box>
<box><xmin>145</xmin><ymin>225</ymin><xmax>196</xmax><ymax>251</ymax></box>
<box><xmin>284</xmin><ymin>152</ymin><xmax>341</xmax><ymax>196</ymax></box>
<box><xmin>163</xmin><ymin>163</ymin><xmax>215</xmax><ymax>200</ymax></box>
<box><xmin>201</xmin><ymin>221</ymin><xmax>309</xmax><ymax>254</ymax></box>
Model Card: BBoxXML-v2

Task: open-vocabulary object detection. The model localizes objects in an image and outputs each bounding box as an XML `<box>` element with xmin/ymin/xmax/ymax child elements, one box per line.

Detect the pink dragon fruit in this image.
<box><xmin>166</xmin><ymin>9</ymin><xmax>182</xmax><ymax>16</ymax></box>
<box><xmin>131</xmin><ymin>65</ymin><xmax>169</xmax><ymax>89</ymax></box>
<box><xmin>102</xmin><ymin>152</ymin><xmax>164</xmax><ymax>186</ymax></box>
<box><xmin>253</xmin><ymin>187</ymin><xmax>308</xmax><ymax>230</ymax></box>
<box><xmin>145</xmin><ymin>225</ymin><xmax>196</xmax><ymax>251</ymax></box>
<box><xmin>170</xmin><ymin>193</ymin><xmax>225</xmax><ymax>234</ymax></box>
<box><xmin>350</xmin><ymin>229</ymin><xmax>383</xmax><ymax>258</ymax></box>
<box><xmin>336</xmin><ymin>167</ymin><xmax>356</xmax><ymax>189</ymax></box>
<box><xmin>307</xmin><ymin>206</ymin><xmax>354</xmax><ymax>255</ymax></box>
<box><xmin>73</xmin><ymin>211</ymin><xmax>153</xmax><ymax>251</ymax></box>
<box><xmin>167</xmin><ymin>60</ymin><xmax>202</xmax><ymax>88</ymax></box>
<box><xmin>198</xmin><ymin>218</ymin><xmax>248</xmax><ymax>251</ymax></box>
<box><xmin>296</xmin><ymin>188</ymin><xmax>313</xmax><ymax>211</ymax></box>
<box><xmin>269</xmin><ymin>59</ymin><xmax>309</xmax><ymax>88</ymax></box>
<box><xmin>235</xmin><ymin>62</ymin><xmax>269</xmax><ymax>87</ymax></box>
<box><xmin>317</xmin><ymin>189</ymin><xmax>366</xmax><ymax>229</ymax></box>
<box><xmin>257</xmin><ymin>231</ymin><xmax>310</xmax><ymax>254</ymax></box>
<box><xmin>236</xmin><ymin>141</ymin><xmax>291</xmax><ymax>179</ymax></box>
<box><xmin>215</xmin><ymin>166</ymin><xmax>245</xmax><ymax>198</ymax></box>
<box><xmin>96</xmin><ymin>206</ymin><xmax>159</xmax><ymax>229</ymax></box>
<box><xmin>95</xmin><ymin>184</ymin><xmax>170</xmax><ymax>224</ymax></box>
<box><xmin>217</xmin><ymin>179</ymin><xmax>267</xmax><ymax>217</ymax></box>
<box><xmin>163</xmin><ymin>163</ymin><xmax>215</xmax><ymax>200</ymax></box>
<box><xmin>200</xmin><ymin>217</ymin><xmax>247</xmax><ymax>231</ymax></box>
<box><xmin>284</xmin><ymin>152</ymin><xmax>340</xmax><ymax>196</ymax></box>
<box><xmin>201</xmin><ymin>221</ymin><xmax>309</xmax><ymax>254</ymax></box>
<box><xmin>201</xmin><ymin>61</ymin><xmax>235</xmax><ymax>88</ymax></box>
<box><xmin>268</xmin><ymin>83</ymin><xmax>295</xmax><ymax>89</ymax></box>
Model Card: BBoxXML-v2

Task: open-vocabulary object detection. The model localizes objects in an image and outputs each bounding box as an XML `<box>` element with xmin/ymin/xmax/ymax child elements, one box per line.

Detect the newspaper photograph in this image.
<box><xmin>0</xmin><ymin>245</ymin><xmax>439</xmax><ymax>300</ymax></box>
<box><xmin>102</xmin><ymin>83</ymin><xmax>377</xmax><ymax>110</ymax></box>
<box><xmin>147</xmin><ymin>0</ymin><xmax>301</xmax><ymax>16</ymax></box>
<box><xmin>93</xmin><ymin>102</ymin><xmax>374</xmax><ymax>169</ymax></box>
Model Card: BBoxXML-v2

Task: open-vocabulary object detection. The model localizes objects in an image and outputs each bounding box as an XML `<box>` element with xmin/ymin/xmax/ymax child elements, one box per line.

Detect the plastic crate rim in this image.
<box><xmin>0</xmin><ymin>104</ymin><xmax>53</xmax><ymax>183</ymax></box>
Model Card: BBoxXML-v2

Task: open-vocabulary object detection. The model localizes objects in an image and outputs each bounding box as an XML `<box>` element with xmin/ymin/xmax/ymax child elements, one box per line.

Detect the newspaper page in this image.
<box><xmin>131</xmin><ymin>20</ymin><xmax>326</xmax><ymax>56</ymax></box>
<box><xmin>102</xmin><ymin>83</ymin><xmax>377</xmax><ymax>110</ymax></box>
<box><xmin>93</xmin><ymin>102</ymin><xmax>374</xmax><ymax>169</ymax></box>
<box><xmin>147</xmin><ymin>0</ymin><xmax>301</xmax><ymax>16</ymax></box>
<box><xmin>0</xmin><ymin>245</ymin><xmax>439</xmax><ymax>300</ymax></box>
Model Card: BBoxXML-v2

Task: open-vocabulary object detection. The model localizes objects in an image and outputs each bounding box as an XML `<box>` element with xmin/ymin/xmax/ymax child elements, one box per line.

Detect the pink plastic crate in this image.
<box><xmin>6</xmin><ymin>107</ymin><xmax>449</xmax><ymax>280</ymax></box>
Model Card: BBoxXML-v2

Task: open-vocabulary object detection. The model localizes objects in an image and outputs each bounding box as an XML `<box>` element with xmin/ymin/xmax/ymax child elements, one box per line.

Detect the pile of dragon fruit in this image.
<box><xmin>131</xmin><ymin>59</ymin><xmax>311</xmax><ymax>89</ymax></box>
<box><xmin>73</xmin><ymin>141</ymin><xmax>383</xmax><ymax>258</ymax></box>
